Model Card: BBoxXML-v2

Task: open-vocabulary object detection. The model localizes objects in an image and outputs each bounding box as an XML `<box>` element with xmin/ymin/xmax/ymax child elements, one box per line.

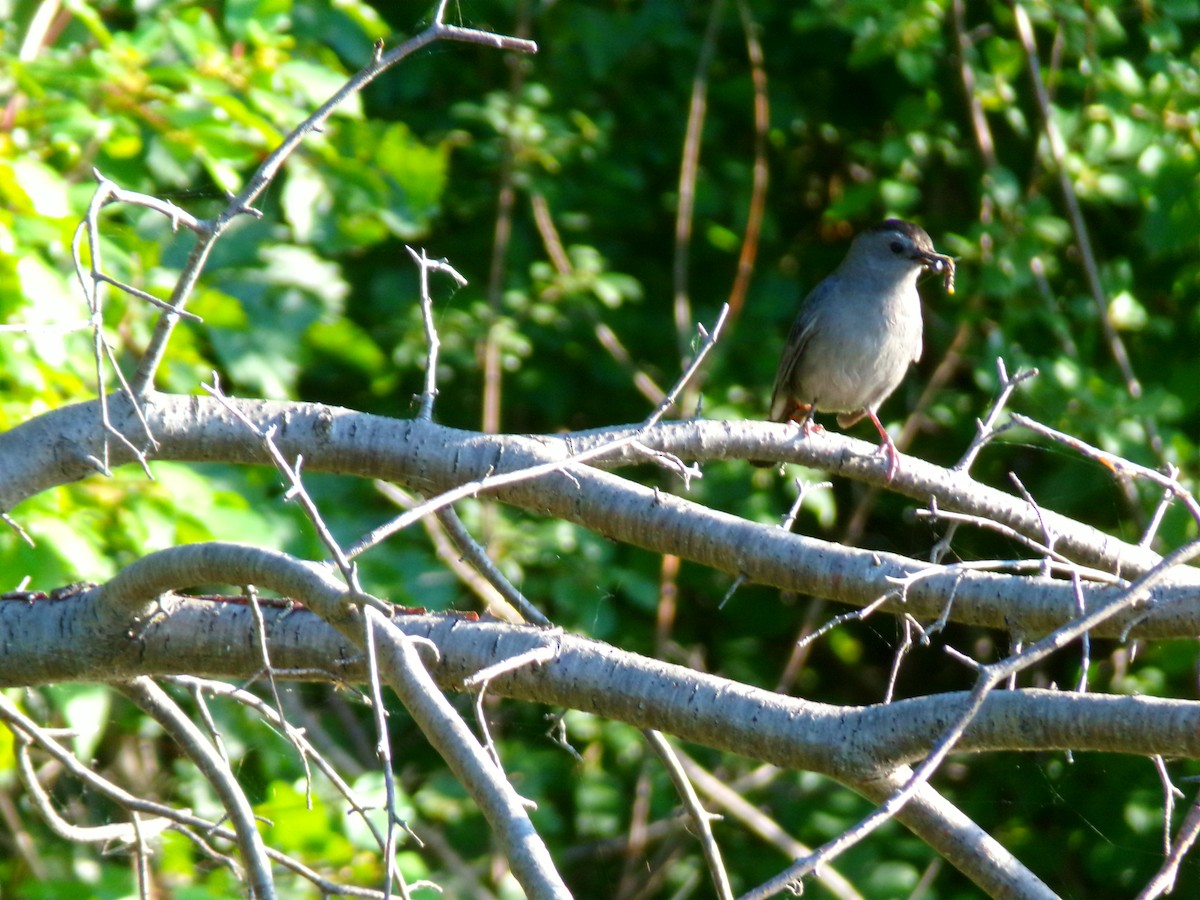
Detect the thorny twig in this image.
<box><xmin>927</xmin><ymin>358</ymin><xmax>1036</xmax><ymax>565</ymax></box>
<box><xmin>202</xmin><ymin>378</ymin><xmax>377</xmax><ymax>603</ymax></box>
<box><xmin>644</xmin><ymin>729</ymin><xmax>734</xmax><ymax>900</ymax></box>
<box><xmin>348</xmin><ymin>305</ymin><xmax>730</xmax><ymax>560</ymax></box>
<box><xmin>721</xmin><ymin>477</ymin><xmax>830</xmax><ymax>609</ymax></box>
<box><xmin>673</xmin><ymin>750</ymin><xmax>864</xmax><ymax>900</ymax></box>
<box><xmin>795</xmin><ymin>591</ymin><xmax>897</xmax><ymax>656</ymax></box>
<box><xmin>1069</xmin><ymin>571</ymin><xmax>1091</xmax><ymax>693</ymax></box>
<box><xmin>645</xmin><ymin>304</ymin><xmax>730</xmax><ymax>429</ymax></box>
<box><xmin>238</xmin><ymin>584</ymin><xmax>313</xmax><ymax>798</ymax></box>
<box><xmin>1008</xmin><ymin>473</ymin><xmax>1056</xmax><ymax>569</ymax></box>
<box><xmin>5</xmin><ymin>691</ymin><xmax>417</xmax><ymax>899</ymax></box>
<box><xmin>361</xmin><ymin>609</ymin><xmax>415</xmax><ymax>900</ymax></box>
<box><xmin>1141</xmin><ymin>468</ymin><xmax>1180</xmax><ymax>549</ymax></box>
<box><xmin>120</xmin><ymin>678</ymin><xmax>275</xmax><ymax>899</ymax></box>
<box><xmin>781</xmin><ymin>478</ymin><xmax>832</xmax><ymax>533</ymax></box>
<box><xmin>1009</xmin><ymin>413</ymin><xmax>1200</xmax><ymax>526</ymax></box>
<box><xmin>1153</xmin><ymin>755</ymin><xmax>1184</xmax><ymax>857</ymax></box>
<box><xmin>956</xmin><ymin>358</ymin><xmax>1038</xmax><ymax>473</ymax></box>
<box><xmin>465</xmin><ymin>644</ymin><xmax>560</xmax><ymax>772</ymax></box>
<box><xmin>70</xmin><ymin>177</ymin><xmax>163</xmax><ymax>477</ymax></box>
<box><xmin>408</xmin><ymin>246</ymin><xmax>467</xmax><ymax>422</ymax></box>
<box><xmin>167</xmin><ymin>675</ymin><xmax>416</xmax><ymax>877</ymax></box>
<box><xmin>15</xmin><ymin>741</ymin><xmax>172</xmax><ymax>845</ymax></box>
<box><xmin>917</xmin><ymin>497</ymin><xmax>1101</xmax><ymax>575</ymax></box>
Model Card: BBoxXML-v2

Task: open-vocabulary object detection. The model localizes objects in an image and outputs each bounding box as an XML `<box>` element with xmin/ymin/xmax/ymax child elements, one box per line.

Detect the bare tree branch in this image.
<box><xmin>119</xmin><ymin>677</ymin><xmax>276</xmax><ymax>899</ymax></box>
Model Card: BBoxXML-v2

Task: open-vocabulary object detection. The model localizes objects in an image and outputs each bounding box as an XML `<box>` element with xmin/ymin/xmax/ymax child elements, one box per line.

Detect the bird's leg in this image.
<box><xmin>789</xmin><ymin>403</ymin><xmax>824</xmax><ymax>436</ymax></box>
<box><xmin>866</xmin><ymin>409</ymin><xmax>900</xmax><ymax>482</ymax></box>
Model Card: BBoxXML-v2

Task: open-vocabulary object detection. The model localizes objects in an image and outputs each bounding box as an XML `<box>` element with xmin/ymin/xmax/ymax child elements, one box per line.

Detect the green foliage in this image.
<box><xmin>4</xmin><ymin>0</ymin><xmax>1200</xmax><ymax>896</ymax></box>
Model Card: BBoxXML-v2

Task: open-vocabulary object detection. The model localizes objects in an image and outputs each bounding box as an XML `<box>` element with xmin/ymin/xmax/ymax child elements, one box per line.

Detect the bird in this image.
<box><xmin>763</xmin><ymin>219</ymin><xmax>955</xmax><ymax>480</ymax></box>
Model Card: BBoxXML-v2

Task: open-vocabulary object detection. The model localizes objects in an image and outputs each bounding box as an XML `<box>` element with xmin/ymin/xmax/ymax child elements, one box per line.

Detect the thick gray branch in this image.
<box><xmin>0</xmin><ymin>394</ymin><xmax>1195</xmax><ymax>639</ymax></box>
<box><xmin>1</xmin><ymin>595</ymin><xmax>1196</xmax><ymax>767</ymax></box>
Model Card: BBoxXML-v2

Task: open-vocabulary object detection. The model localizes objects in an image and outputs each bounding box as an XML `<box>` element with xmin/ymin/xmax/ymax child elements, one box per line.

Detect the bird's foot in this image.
<box><xmin>799</xmin><ymin>417</ymin><xmax>824</xmax><ymax>438</ymax></box>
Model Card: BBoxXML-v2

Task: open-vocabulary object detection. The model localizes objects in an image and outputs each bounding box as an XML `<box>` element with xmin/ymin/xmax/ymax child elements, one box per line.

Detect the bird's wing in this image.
<box><xmin>767</xmin><ymin>277</ymin><xmax>834</xmax><ymax>422</ymax></box>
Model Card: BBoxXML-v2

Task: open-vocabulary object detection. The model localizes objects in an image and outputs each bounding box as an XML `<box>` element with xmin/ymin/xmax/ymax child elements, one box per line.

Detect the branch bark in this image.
<box><xmin>1</xmin><ymin>394</ymin><xmax>1195</xmax><ymax>639</ymax></box>
<box><xmin>2</xmin><ymin>594</ymin><xmax>1196</xmax><ymax>765</ymax></box>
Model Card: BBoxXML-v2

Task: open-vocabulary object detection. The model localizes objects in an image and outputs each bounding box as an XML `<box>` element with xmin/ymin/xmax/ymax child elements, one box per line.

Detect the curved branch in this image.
<box><xmin>2</xmin><ymin>595</ymin><xmax>1198</xmax><ymax>765</ymax></box>
<box><xmin>87</xmin><ymin>543</ymin><xmax>570</xmax><ymax>899</ymax></box>
<box><xmin>120</xmin><ymin>677</ymin><xmax>276</xmax><ymax>899</ymax></box>
<box><xmin>1</xmin><ymin>395</ymin><xmax>1195</xmax><ymax>639</ymax></box>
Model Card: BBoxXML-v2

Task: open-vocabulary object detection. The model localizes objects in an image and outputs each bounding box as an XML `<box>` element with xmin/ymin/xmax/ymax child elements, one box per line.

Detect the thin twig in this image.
<box><xmin>781</xmin><ymin>478</ymin><xmax>832</xmax><ymax>533</ymax></box>
<box><xmin>461</xmin><ymin>644</ymin><xmax>560</xmax><ymax>690</ymax></box>
<box><xmin>673</xmin><ymin>750</ymin><xmax>864</xmax><ymax>900</ymax></box>
<box><xmin>1008</xmin><ymin>472</ymin><xmax>1056</xmax><ymax>576</ymax></box>
<box><xmin>120</xmin><ymin>677</ymin><xmax>276</xmax><ymax>900</ymax></box>
<box><xmin>1</xmin><ymin>691</ymin><xmax>402</xmax><ymax>898</ymax></box>
<box><xmin>726</xmin><ymin>0</ymin><xmax>768</xmax><ymax>322</ymax></box>
<box><xmin>1137</xmin><ymin>785</ymin><xmax>1200</xmax><ymax>900</ymax></box>
<box><xmin>644</xmin><ymin>729</ymin><xmax>734</xmax><ymax>900</ymax></box>
<box><xmin>465</xmin><ymin>644</ymin><xmax>561</xmax><ymax>776</ymax></box>
<box><xmin>643</xmin><ymin>304</ymin><xmax>729</xmax><ymax>428</ymax></box>
<box><xmin>795</xmin><ymin>591</ymin><xmax>897</xmax><ymax>655</ymax></box>
<box><xmin>237</xmin><ymin>585</ymin><xmax>315</xmax><ymax>802</ymax></box>
<box><xmin>202</xmin><ymin>378</ymin><xmax>375</xmax><ymax>601</ymax></box>
<box><xmin>1009</xmin><ymin>413</ymin><xmax>1200</xmax><ymax>525</ymax></box>
<box><xmin>883</xmin><ymin>618</ymin><xmax>918</xmax><ymax>705</ymax></box>
<box><xmin>1153</xmin><ymin>755</ymin><xmax>1183</xmax><ymax>856</ymax></box>
<box><xmin>915</xmin><ymin>501</ymin><xmax>1106</xmax><ymax>575</ymax></box>
<box><xmin>168</xmin><ymin>675</ymin><xmax>417</xmax><ymax>872</ymax></box>
<box><xmin>955</xmin><ymin>358</ymin><xmax>1038</xmax><ymax>472</ymax></box>
<box><xmin>14</xmin><ymin>741</ymin><xmax>172</xmax><ymax>845</ymax></box>
<box><xmin>1070</xmin><ymin>571</ymin><xmax>1091</xmax><ymax>693</ymax></box>
<box><xmin>408</xmin><ymin>246</ymin><xmax>466</xmax><ymax>421</ymax></box>
<box><xmin>672</xmin><ymin>0</ymin><xmax>726</xmax><ymax>361</ymax></box>
<box><xmin>348</xmin><ymin>305</ymin><xmax>729</xmax><ymax>560</ymax></box>
<box><xmin>362</xmin><ymin>610</ymin><xmax>410</xmax><ymax>900</ymax></box>
<box><xmin>1140</xmin><ymin>468</ymin><xmax>1179</xmax><ymax>550</ymax></box>
<box><xmin>348</xmin><ymin>429</ymin><xmax>660</xmax><ymax>560</ymax></box>
<box><xmin>375</xmin><ymin>481</ymin><xmax>550</xmax><ymax>625</ymax></box>
<box><xmin>363</xmin><ymin>603</ymin><xmax>572</xmax><ymax>897</ymax></box>
<box><xmin>71</xmin><ymin>180</ymin><xmax>162</xmax><ymax>473</ymax></box>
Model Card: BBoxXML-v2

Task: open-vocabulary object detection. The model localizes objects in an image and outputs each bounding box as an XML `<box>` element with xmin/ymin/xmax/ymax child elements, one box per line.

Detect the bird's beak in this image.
<box><xmin>913</xmin><ymin>248</ymin><xmax>951</xmax><ymax>270</ymax></box>
<box><xmin>915</xmin><ymin>249</ymin><xmax>956</xmax><ymax>294</ymax></box>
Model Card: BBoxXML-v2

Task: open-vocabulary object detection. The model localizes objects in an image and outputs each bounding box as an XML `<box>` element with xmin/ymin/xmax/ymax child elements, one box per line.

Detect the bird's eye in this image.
<box><xmin>889</xmin><ymin>241</ymin><xmax>905</xmax><ymax>255</ymax></box>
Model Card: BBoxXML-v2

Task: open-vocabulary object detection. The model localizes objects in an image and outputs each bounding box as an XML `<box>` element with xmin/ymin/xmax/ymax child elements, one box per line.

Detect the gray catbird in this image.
<box><xmin>764</xmin><ymin>219</ymin><xmax>955</xmax><ymax>480</ymax></box>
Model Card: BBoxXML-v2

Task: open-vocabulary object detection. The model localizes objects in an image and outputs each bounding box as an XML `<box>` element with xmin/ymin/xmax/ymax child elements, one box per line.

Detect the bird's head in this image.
<box><xmin>848</xmin><ymin>219</ymin><xmax>956</xmax><ymax>293</ymax></box>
